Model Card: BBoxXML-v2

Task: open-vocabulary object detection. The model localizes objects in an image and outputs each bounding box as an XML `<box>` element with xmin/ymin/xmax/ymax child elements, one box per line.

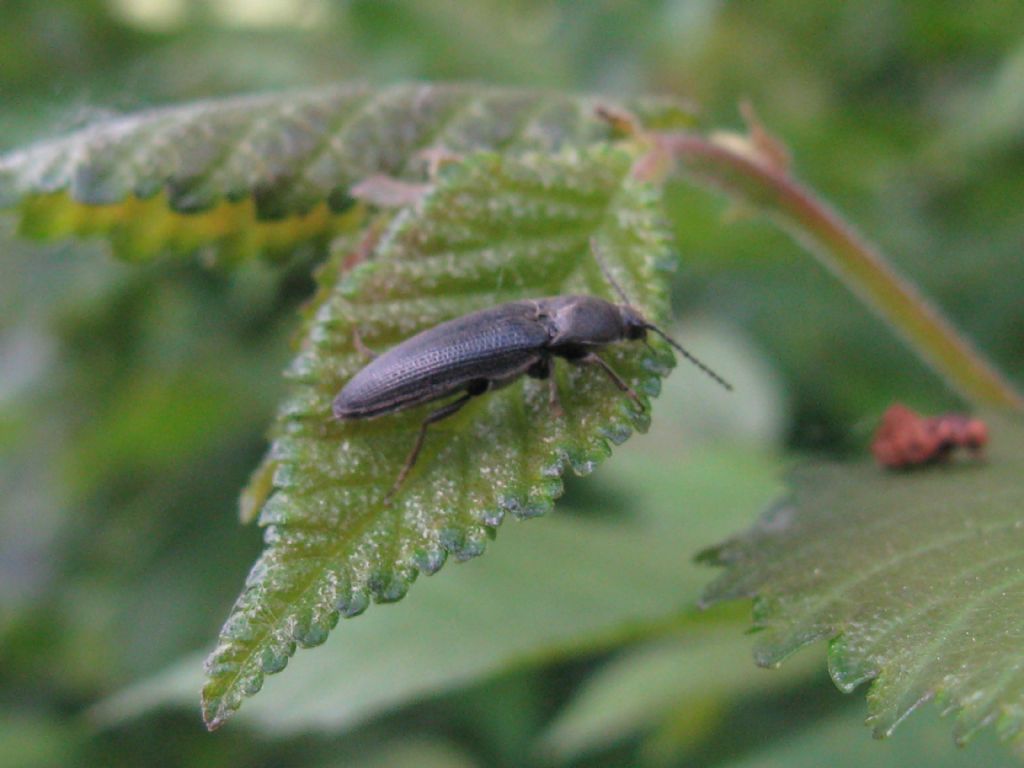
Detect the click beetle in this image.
<box><xmin>333</xmin><ymin>242</ymin><xmax>730</xmax><ymax>498</ymax></box>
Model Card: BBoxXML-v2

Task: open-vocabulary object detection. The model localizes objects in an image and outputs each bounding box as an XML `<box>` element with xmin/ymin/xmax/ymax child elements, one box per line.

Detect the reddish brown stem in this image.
<box><xmin>647</xmin><ymin>131</ymin><xmax>1023</xmax><ymax>412</ymax></box>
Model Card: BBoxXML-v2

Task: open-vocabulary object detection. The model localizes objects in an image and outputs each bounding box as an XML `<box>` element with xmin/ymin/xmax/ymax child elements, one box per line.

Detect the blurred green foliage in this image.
<box><xmin>2</xmin><ymin>1</ymin><xmax>1022</xmax><ymax>766</ymax></box>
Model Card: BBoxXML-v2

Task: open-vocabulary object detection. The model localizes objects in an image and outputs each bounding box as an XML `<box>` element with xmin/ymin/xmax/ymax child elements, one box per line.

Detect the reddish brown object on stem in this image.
<box><xmin>872</xmin><ymin>403</ymin><xmax>989</xmax><ymax>469</ymax></box>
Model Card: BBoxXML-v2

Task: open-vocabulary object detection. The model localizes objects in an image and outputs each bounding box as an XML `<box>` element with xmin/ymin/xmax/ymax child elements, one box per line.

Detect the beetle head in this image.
<box><xmin>590</xmin><ymin>237</ymin><xmax>732</xmax><ymax>391</ymax></box>
<box><xmin>617</xmin><ymin>304</ymin><xmax>649</xmax><ymax>341</ymax></box>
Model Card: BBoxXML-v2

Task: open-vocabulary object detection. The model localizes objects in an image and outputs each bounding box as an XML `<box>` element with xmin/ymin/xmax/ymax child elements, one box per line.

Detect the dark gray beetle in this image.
<box><xmin>333</xmin><ymin>262</ymin><xmax>730</xmax><ymax>499</ymax></box>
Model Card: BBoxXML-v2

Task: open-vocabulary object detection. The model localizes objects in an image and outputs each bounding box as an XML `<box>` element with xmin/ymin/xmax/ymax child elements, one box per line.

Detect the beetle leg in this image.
<box><xmin>527</xmin><ymin>355</ymin><xmax>564</xmax><ymax>418</ymax></box>
<box><xmin>386</xmin><ymin>391</ymin><xmax>475</xmax><ymax>502</ymax></box>
<box><xmin>573</xmin><ymin>352</ymin><xmax>644</xmax><ymax>412</ymax></box>
<box><xmin>548</xmin><ymin>374</ymin><xmax>564</xmax><ymax>418</ymax></box>
<box><xmin>352</xmin><ymin>327</ymin><xmax>379</xmax><ymax>360</ymax></box>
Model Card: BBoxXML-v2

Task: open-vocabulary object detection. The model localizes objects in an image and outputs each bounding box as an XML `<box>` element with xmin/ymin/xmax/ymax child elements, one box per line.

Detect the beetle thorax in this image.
<box><xmin>543</xmin><ymin>295</ymin><xmax>632</xmax><ymax>348</ymax></box>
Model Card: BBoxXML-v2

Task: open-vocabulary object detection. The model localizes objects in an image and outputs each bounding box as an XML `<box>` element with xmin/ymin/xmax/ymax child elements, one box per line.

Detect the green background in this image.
<box><xmin>1</xmin><ymin>2</ymin><xmax>1022</xmax><ymax>766</ymax></box>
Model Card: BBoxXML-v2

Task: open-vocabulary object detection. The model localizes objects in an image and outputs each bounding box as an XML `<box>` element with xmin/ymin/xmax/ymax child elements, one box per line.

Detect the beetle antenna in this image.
<box><xmin>589</xmin><ymin>237</ymin><xmax>632</xmax><ymax>305</ymax></box>
<box><xmin>590</xmin><ymin>238</ymin><xmax>732</xmax><ymax>392</ymax></box>
<box><xmin>644</xmin><ymin>323</ymin><xmax>733</xmax><ymax>392</ymax></box>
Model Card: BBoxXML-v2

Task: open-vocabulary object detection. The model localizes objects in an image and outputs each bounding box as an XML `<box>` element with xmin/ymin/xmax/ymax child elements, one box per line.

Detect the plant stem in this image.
<box><xmin>647</xmin><ymin>131</ymin><xmax>1023</xmax><ymax>412</ymax></box>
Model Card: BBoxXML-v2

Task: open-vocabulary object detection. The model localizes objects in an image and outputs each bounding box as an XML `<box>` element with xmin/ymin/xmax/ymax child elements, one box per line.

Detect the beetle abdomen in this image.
<box><xmin>334</xmin><ymin>301</ymin><xmax>551</xmax><ymax>419</ymax></box>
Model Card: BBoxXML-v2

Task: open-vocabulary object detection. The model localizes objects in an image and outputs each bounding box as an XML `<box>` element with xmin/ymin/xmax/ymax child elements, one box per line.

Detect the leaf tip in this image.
<box><xmin>202</xmin><ymin>708</ymin><xmax>228</xmax><ymax>732</ymax></box>
<box><xmin>200</xmin><ymin>685</ymin><xmax>237</xmax><ymax>732</ymax></box>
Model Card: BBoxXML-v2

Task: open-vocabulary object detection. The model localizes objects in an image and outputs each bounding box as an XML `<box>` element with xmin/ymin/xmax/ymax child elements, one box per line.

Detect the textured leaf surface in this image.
<box><xmin>0</xmin><ymin>83</ymin><xmax>693</xmax><ymax>260</ymax></box>
<box><xmin>94</xmin><ymin>446</ymin><xmax>781</xmax><ymax>734</ymax></box>
<box><xmin>702</xmin><ymin>415</ymin><xmax>1024</xmax><ymax>753</ymax></box>
<box><xmin>201</xmin><ymin>145</ymin><xmax>679</xmax><ymax>729</ymax></box>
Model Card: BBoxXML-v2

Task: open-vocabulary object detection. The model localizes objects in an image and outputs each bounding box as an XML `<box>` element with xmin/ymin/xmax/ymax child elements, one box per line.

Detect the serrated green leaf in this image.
<box><xmin>0</xmin><ymin>83</ymin><xmax>694</xmax><ymax>260</ymax></box>
<box><xmin>93</xmin><ymin>446</ymin><xmax>781</xmax><ymax>734</ymax></box>
<box><xmin>201</xmin><ymin>144</ymin><xmax>683</xmax><ymax>729</ymax></box>
<box><xmin>702</xmin><ymin>415</ymin><xmax>1024</xmax><ymax>754</ymax></box>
